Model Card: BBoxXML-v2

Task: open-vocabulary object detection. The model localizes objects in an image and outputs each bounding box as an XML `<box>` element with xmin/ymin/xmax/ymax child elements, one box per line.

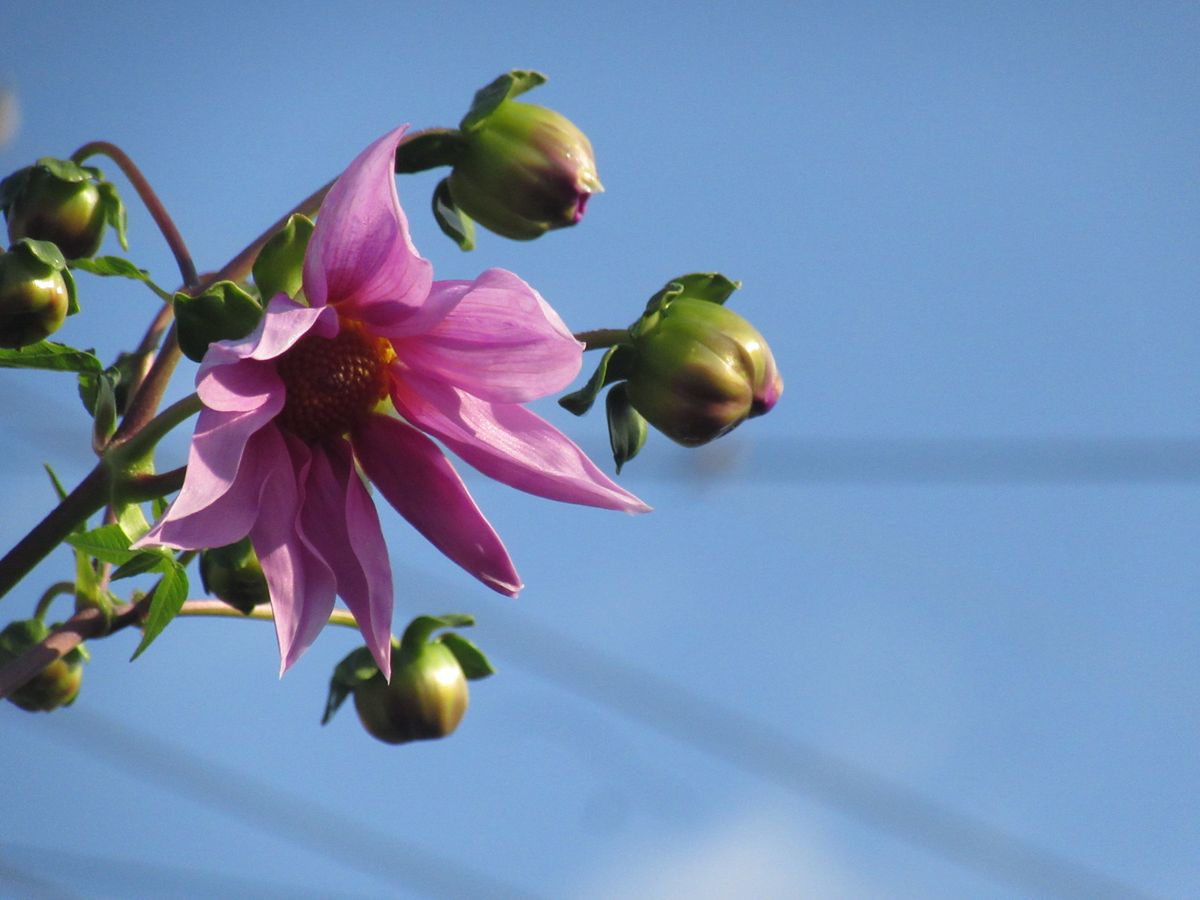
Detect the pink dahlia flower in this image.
<box><xmin>139</xmin><ymin>126</ymin><xmax>648</xmax><ymax>678</ymax></box>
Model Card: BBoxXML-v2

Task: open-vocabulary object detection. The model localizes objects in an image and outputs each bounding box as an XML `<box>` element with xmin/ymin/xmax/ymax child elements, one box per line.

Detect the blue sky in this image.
<box><xmin>2</xmin><ymin>2</ymin><xmax>1198</xmax><ymax>897</ymax></box>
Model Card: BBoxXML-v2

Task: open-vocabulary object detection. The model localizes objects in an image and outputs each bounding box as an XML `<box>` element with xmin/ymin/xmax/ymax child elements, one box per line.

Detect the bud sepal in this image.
<box><xmin>323</xmin><ymin>613</ymin><xmax>495</xmax><ymax>745</ymax></box>
<box><xmin>200</xmin><ymin>537</ymin><xmax>269</xmax><ymax>615</ymax></box>
<box><xmin>0</xmin><ymin>240</ymin><xmax>78</xmax><ymax>349</ymax></box>
<box><xmin>1</xmin><ymin>158</ymin><xmax>127</xmax><ymax>259</ymax></box>
<box><xmin>444</xmin><ymin>70</ymin><xmax>602</xmax><ymax>242</ymax></box>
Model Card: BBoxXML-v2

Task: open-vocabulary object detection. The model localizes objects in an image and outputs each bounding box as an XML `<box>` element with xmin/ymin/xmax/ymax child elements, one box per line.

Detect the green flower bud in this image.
<box><xmin>199</xmin><ymin>537</ymin><xmax>269</xmax><ymax>615</ymax></box>
<box><xmin>0</xmin><ymin>619</ymin><xmax>87</xmax><ymax>712</ymax></box>
<box><xmin>449</xmin><ymin>100</ymin><xmax>602</xmax><ymax>241</ymax></box>
<box><xmin>353</xmin><ymin>640</ymin><xmax>469</xmax><ymax>745</ymax></box>
<box><xmin>0</xmin><ymin>241</ymin><xmax>71</xmax><ymax>348</ymax></box>
<box><xmin>1</xmin><ymin>161</ymin><xmax>110</xmax><ymax>259</ymax></box>
<box><xmin>626</xmin><ymin>296</ymin><xmax>783</xmax><ymax>447</ymax></box>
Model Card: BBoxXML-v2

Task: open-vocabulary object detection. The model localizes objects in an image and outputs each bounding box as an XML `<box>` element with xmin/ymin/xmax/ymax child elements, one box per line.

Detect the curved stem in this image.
<box><xmin>0</xmin><ymin>465</ymin><xmax>110</xmax><ymax>602</ymax></box>
<box><xmin>71</xmin><ymin>141</ymin><xmax>199</xmax><ymax>288</ymax></box>
<box><xmin>34</xmin><ymin>582</ymin><xmax>75</xmax><ymax>622</ymax></box>
<box><xmin>574</xmin><ymin>328</ymin><xmax>629</xmax><ymax>350</ymax></box>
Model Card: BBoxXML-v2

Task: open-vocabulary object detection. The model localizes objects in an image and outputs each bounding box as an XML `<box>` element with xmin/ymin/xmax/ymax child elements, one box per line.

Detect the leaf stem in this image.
<box><xmin>33</xmin><ymin>582</ymin><xmax>75</xmax><ymax>622</ymax></box>
<box><xmin>70</xmin><ymin>141</ymin><xmax>199</xmax><ymax>288</ymax></box>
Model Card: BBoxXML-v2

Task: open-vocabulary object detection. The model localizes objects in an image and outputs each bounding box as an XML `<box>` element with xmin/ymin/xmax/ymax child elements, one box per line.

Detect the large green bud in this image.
<box><xmin>322</xmin><ymin>614</ymin><xmax>495</xmax><ymax>746</ymax></box>
<box><xmin>0</xmin><ymin>619</ymin><xmax>87</xmax><ymax>712</ymax></box>
<box><xmin>625</xmin><ymin>281</ymin><xmax>783</xmax><ymax>447</ymax></box>
<box><xmin>199</xmin><ymin>537</ymin><xmax>269</xmax><ymax>615</ymax></box>
<box><xmin>353</xmin><ymin>640</ymin><xmax>469</xmax><ymax>745</ymax></box>
<box><xmin>0</xmin><ymin>240</ymin><xmax>76</xmax><ymax>349</ymax></box>
<box><xmin>446</xmin><ymin>71</ymin><xmax>601</xmax><ymax>241</ymax></box>
<box><xmin>1</xmin><ymin>158</ymin><xmax>125</xmax><ymax>259</ymax></box>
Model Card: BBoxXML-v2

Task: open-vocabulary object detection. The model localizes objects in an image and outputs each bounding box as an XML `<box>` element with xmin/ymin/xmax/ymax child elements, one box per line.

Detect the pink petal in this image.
<box><xmin>392</xmin><ymin>374</ymin><xmax>651</xmax><ymax>513</ymax></box>
<box><xmin>295</xmin><ymin>440</ymin><xmax>394</xmax><ymax>678</ymax></box>
<box><xmin>395</xmin><ymin>269</ymin><xmax>584</xmax><ymax>403</ymax></box>
<box><xmin>196</xmin><ymin>359</ymin><xmax>282</xmax><ymax>412</ymax></box>
<box><xmin>250</xmin><ymin>431</ymin><xmax>338</xmax><ymax>676</ymax></box>
<box><xmin>142</xmin><ymin>400</ymin><xmax>282</xmax><ymax>537</ymax></box>
<box><xmin>197</xmin><ymin>295</ymin><xmax>335</xmax><ymax>375</ymax></box>
<box><xmin>353</xmin><ymin>413</ymin><xmax>522</xmax><ymax>597</ymax></box>
<box><xmin>303</xmin><ymin>126</ymin><xmax>439</xmax><ymax>335</ymax></box>
<box><xmin>137</xmin><ymin>421</ymin><xmax>281</xmax><ymax>550</ymax></box>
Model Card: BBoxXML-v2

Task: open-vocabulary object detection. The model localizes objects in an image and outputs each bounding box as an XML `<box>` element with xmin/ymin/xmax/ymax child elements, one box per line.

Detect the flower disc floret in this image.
<box><xmin>275</xmin><ymin>325</ymin><xmax>392</xmax><ymax>443</ymax></box>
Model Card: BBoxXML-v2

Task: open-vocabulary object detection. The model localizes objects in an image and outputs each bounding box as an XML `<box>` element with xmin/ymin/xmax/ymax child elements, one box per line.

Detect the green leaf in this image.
<box><xmin>43</xmin><ymin>464</ymin><xmax>69</xmax><ymax>503</ymax></box>
<box><xmin>65</xmin><ymin>524</ymin><xmax>135</xmax><ymax>564</ymax></box>
<box><xmin>322</xmin><ymin>646</ymin><xmax>381</xmax><ymax>724</ymax></box>
<box><xmin>90</xmin><ymin>372</ymin><xmax>118</xmax><ymax>452</ymax></box>
<box><xmin>115</xmin><ymin>501</ymin><xmax>150</xmax><ymax>543</ymax></box>
<box><xmin>110</xmin><ymin>550</ymin><xmax>170</xmax><ymax>581</ymax></box>
<box><xmin>96</xmin><ymin>181</ymin><xmax>129</xmax><ymax>250</ymax></box>
<box><xmin>70</xmin><ymin>255</ymin><xmax>149</xmax><ymax>281</ymax></box>
<box><xmin>438</xmin><ymin>632</ymin><xmax>496</xmax><ymax>680</ymax></box>
<box><xmin>0</xmin><ymin>340</ymin><xmax>101</xmax><ymax>373</ymax></box>
<box><xmin>130</xmin><ymin>560</ymin><xmax>188</xmax><ymax>660</ymax></box>
<box><xmin>559</xmin><ymin>345</ymin><xmax>627</xmax><ymax>416</ymax></box>
<box><xmin>606</xmin><ymin>383</ymin><xmax>648</xmax><ymax>474</ymax></box>
<box><xmin>174</xmin><ymin>280</ymin><xmax>263</xmax><ymax>362</ymax></box>
<box><xmin>252</xmin><ymin>214</ymin><xmax>313</xmax><ymax>303</ymax></box>
<box><xmin>460</xmin><ymin>69</ymin><xmax>548</xmax><ymax>132</ymax></box>
<box><xmin>431</xmin><ymin>178</ymin><xmax>475</xmax><ymax>251</ymax></box>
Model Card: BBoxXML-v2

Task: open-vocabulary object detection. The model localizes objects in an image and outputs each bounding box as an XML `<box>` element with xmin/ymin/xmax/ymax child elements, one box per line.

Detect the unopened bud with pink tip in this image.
<box><xmin>445</xmin><ymin>70</ymin><xmax>602</xmax><ymax>241</ymax></box>
<box><xmin>625</xmin><ymin>276</ymin><xmax>783</xmax><ymax>447</ymax></box>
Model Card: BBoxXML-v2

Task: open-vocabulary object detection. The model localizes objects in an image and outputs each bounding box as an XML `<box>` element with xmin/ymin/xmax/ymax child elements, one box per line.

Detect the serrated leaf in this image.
<box><xmin>559</xmin><ymin>345</ymin><xmax>624</xmax><ymax>416</ymax></box>
<box><xmin>0</xmin><ymin>340</ymin><xmax>101</xmax><ymax>373</ymax></box>
<box><xmin>606</xmin><ymin>383</ymin><xmax>648</xmax><ymax>474</ymax></box>
<box><xmin>130</xmin><ymin>561</ymin><xmax>188</xmax><ymax>660</ymax></box>
<box><xmin>432</xmin><ymin>179</ymin><xmax>475</xmax><ymax>251</ymax></box>
<box><xmin>460</xmin><ymin>70</ymin><xmax>547</xmax><ymax>132</ymax></box>
<box><xmin>110</xmin><ymin>550</ymin><xmax>170</xmax><ymax>581</ymax></box>
<box><xmin>174</xmin><ymin>280</ymin><xmax>263</xmax><ymax>362</ymax></box>
<box><xmin>65</xmin><ymin>524</ymin><xmax>135</xmax><ymax>564</ymax></box>
<box><xmin>252</xmin><ymin>214</ymin><xmax>313</xmax><ymax>303</ymax></box>
<box><xmin>438</xmin><ymin>632</ymin><xmax>496</xmax><ymax>680</ymax></box>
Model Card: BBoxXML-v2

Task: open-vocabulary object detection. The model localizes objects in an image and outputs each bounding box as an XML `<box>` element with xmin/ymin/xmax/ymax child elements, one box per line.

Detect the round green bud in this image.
<box><xmin>0</xmin><ymin>619</ymin><xmax>86</xmax><ymax>713</ymax></box>
<box><xmin>0</xmin><ymin>243</ymin><xmax>70</xmax><ymax>349</ymax></box>
<box><xmin>353</xmin><ymin>641</ymin><xmax>469</xmax><ymax>745</ymax></box>
<box><xmin>4</xmin><ymin>165</ymin><xmax>107</xmax><ymax>260</ymax></box>
<box><xmin>199</xmin><ymin>537</ymin><xmax>269</xmax><ymax>615</ymax></box>
<box><xmin>626</xmin><ymin>297</ymin><xmax>784</xmax><ymax>447</ymax></box>
<box><xmin>448</xmin><ymin>101</ymin><xmax>602</xmax><ymax>240</ymax></box>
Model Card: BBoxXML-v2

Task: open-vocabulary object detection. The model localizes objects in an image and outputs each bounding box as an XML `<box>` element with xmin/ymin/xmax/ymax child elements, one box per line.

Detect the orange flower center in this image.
<box><xmin>275</xmin><ymin>325</ymin><xmax>393</xmax><ymax>443</ymax></box>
